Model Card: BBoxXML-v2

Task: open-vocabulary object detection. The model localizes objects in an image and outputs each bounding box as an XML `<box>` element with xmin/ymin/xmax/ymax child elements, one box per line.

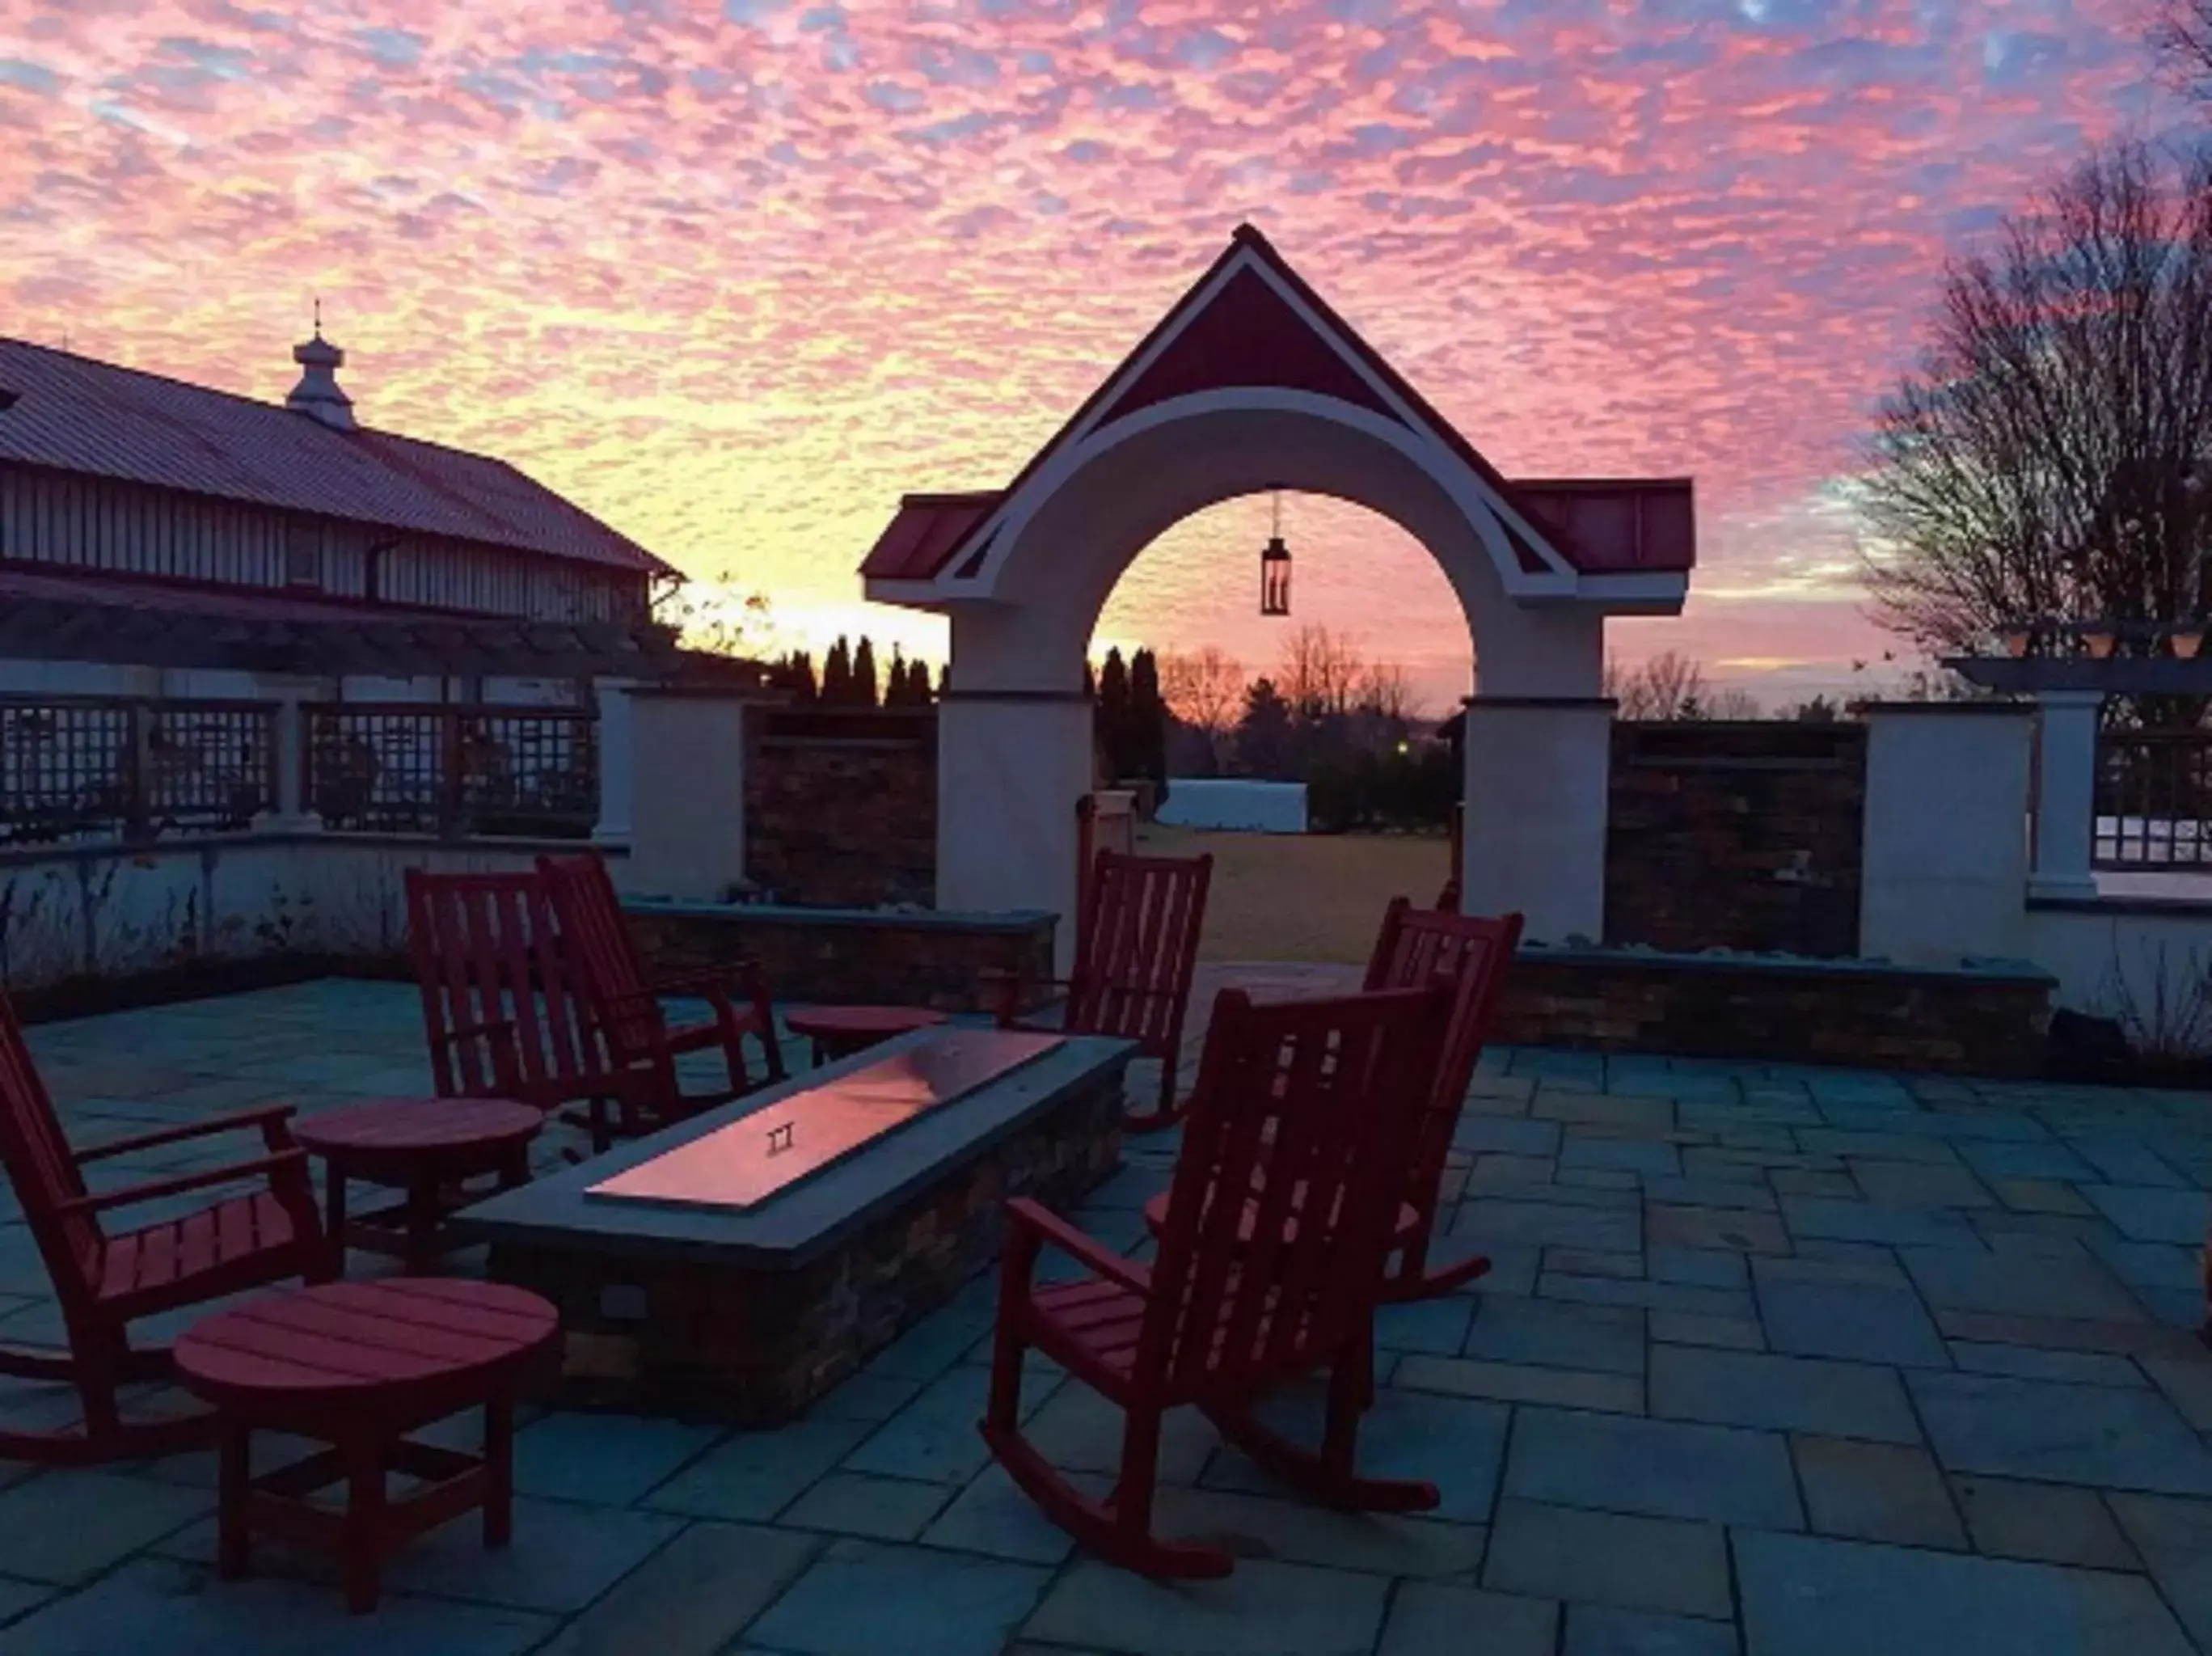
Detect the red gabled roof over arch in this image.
<box><xmin>860</xmin><ymin>225</ymin><xmax>1693</xmax><ymax>585</ymax></box>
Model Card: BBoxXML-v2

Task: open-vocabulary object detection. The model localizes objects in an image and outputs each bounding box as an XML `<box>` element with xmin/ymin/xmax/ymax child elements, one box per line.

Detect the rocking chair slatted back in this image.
<box><xmin>1146</xmin><ymin>986</ymin><xmax>1448</xmax><ymax>1395</ymax></box>
<box><xmin>0</xmin><ymin>996</ymin><xmax>98</xmax><ymax>1293</ymax></box>
<box><xmin>1362</xmin><ymin>898</ymin><xmax>1524</xmax><ymax>1225</ymax></box>
<box><xmin>404</xmin><ymin>868</ymin><xmax>601</xmax><ymax>1110</ymax></box>
<box><xmin>536</xmin><ymin>853</ymin><xmax>661</xmax><ymax>1061</ymax></box>
<box><xmin>1064</xmin><ymin>849</ymin><xmax>1212</xmax><ymax>1056</ymax></box>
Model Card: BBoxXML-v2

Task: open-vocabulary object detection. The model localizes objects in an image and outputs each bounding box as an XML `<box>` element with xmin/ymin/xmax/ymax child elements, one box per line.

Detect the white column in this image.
<box><xmin>257</xmin><ymin>689</ymin><xmax>323</xmax><ymax>832</ymax></box>
<box><xmin>1459</xmin><ymin>696</ymin><xmax>1612</xmax><ymax>943</ymax></box>
<box><xmin>1860</xmin><ymin>703</ymin><xmax>2034</xmax><ymax>964</ymax></box>
<box><xmin>592</xmin><ymin>678</ymin><xmax>636</xmax><ymax>848</ymax></box>
<box><xmin>625</xmin><ymin>690</ymin><xmax>752</xmax><ymax>901</ymax></box>
<box><xmin>937</xmin><ymin>693</ymin><xmax>1094</xmax><ymax>974</ymax></box>
<box><xmin>2029</xmin><ymin>690</ymin><xmax>2104</xmax><ymax>902</ymax></box>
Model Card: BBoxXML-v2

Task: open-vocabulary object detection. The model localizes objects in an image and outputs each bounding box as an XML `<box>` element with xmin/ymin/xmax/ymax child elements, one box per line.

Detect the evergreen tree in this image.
<box><xmin>909</xmin><ymin>659</ymin><xmax>935</xmax><ymax>704</ymax></box>
<box><xmin>1095</xmin><ymin>648</ymin><xmax>1133</xmax><ymax>781</ymax></box>
<box><xmin>936</xmin><ymin>661</ymin><xmax>952</xmax><ymax>699</ymax></box>
<box><xmin>822</xmin><ymin>636</ymin><xmax>853</xmax><ymax>703</ymax></box>
<box><xmin>852</xmin><ymin>636</ymin><xmax>880</xmax><ymax>708</ymax></box>
<box><xmin>885</xmin><ymin>646</ymin><xmax>910</xmax><ymax>707</ymax></box>
<box><xmin>1129</xmin><ymin>648</ymin><xmax>1169</xmax><ymax>787</ymax></box>
<box><xmin>784</xmin><ymin>650</ymin><xmax>818</xmax><ymax>702</ymax></box>
<box><xmin>1235</xmin><ymin>677</ymin><xmax>1295</xmax><ymax>777</ymax></box>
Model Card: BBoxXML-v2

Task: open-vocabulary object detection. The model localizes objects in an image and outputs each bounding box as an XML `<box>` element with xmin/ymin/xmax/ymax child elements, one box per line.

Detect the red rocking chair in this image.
<box><xmin>981</xmin><ymin>983</ymin><xmax>1450</xmax><ymax>1578</ymax></box>
<box><xmin>995</xmin><ymin>847</ymin><xmax>1211</xmax><ymax>1133</ymax></box>
<box><xmin>536</xmin><ymin>853</ymin><xmax>786</xmax><ymax>1149</ymax></box>
<box><xmin>1361</xmin><ymin>898</ymin><xmax>1524</xmax><ymax>1301</ymax></box>
<box><xmin>0</xmin><ymin>991</ymin><xmax>332</xmax><ymax>1464</ymax></box>
<box><xmin>406</xmin><ymin>869</ymin><xmax>612</xmax><ymax>1113</ymax></box>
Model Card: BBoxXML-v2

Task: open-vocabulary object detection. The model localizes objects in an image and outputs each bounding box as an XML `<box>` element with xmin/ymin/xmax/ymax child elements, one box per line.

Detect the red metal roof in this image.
<box><xmin>1511</xmin><ymin>479</ymin><xmax>1696</xmax><ymax>575</ymax></box>
<box><xmin>858</xmin><ymin>226</ymin><xmax>1694</xmax><ymax>588</ymax></box>
<box><xmin>0</xmin><ymin>337</ymin><xmax>673</xmax><ymax>577</ymax></box>
<box><xmin>860</xmin><ymin>492</ymin><xmax>1003</xmax><ymax>581</ymax></box>
<box><xmin>862</xmin><ymin>476</ymin><xmax>1693</xmax><ymax>585</ymax></box>
<box><xmin>0</xmin><ymin>564</ymin><xmax>458</xmax><ymax>623</ymax></box>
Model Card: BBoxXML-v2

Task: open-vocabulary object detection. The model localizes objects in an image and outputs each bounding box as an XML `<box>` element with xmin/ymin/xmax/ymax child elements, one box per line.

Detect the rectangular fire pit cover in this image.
<box><xmin>585</xmin><ymin>1029</ymin><xmax>1065</xmax><ymax>1212</ymax></box>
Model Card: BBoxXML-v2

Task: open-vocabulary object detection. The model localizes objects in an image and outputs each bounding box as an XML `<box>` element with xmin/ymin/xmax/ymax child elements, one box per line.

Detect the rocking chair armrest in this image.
<box><xmin>53</xmin><ymin>1149</ymin><xmax>310</xmax><ymax>1218</ymax></box>
<box><xmin>981</xmin><ymin>972</ymin><xmax>1075</xmax><ymax>1030</ymax></box>
<box><xmin>1004</xmin><ymin>1198</ymin><xmax>1152</xmax><ymax>1295</ymax></box>
<box><xmin>75</xmin><ymin>1104</ymin><xmax>298</xmax><ymax>1164</ymax></box>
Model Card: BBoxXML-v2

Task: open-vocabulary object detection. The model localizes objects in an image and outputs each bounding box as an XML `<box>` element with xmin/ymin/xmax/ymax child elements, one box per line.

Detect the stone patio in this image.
<box><xmin>2</xmin><ymin>972</ymin><xmax>2212</xmax><ymax>1654</ymax></box>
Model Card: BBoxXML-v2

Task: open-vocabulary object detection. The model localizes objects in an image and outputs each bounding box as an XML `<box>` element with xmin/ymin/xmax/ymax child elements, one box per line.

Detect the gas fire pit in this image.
<box><xmin>463</xmin><ymin>1028</ymin><xmax>1133</xmax><ymax>1423</ymax></box>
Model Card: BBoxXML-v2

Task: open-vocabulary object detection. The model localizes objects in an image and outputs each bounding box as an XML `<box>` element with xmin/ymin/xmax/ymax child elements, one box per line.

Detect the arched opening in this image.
<box><xmin>859</xmin><ymin>225</ymin><xmax>1693</xmax><ymax>965</ymax></box>
<box><xmin>1095</xmin><ymin>492</ymin><xmax>1473</xmax><ymax>960</ymax></box>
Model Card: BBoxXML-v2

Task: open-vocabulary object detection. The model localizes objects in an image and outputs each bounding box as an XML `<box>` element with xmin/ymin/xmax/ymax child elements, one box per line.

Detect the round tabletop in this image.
<box><xmin>783</xmin><ymin>1005</ymin><xmax>948</xmax><ymax>1040</ymax></box>
<box><xmin>174</xmin><ymin>1279</ymin><xmax>559</xmax><ymax>1411</ymax></box>
<box><xmin>293</xmin><ymin>1097</ymin><xmax>542</xmax><ymax>1172</ymax></box>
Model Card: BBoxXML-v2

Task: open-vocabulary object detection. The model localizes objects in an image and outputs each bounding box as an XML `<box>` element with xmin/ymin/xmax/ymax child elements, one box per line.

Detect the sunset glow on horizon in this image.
<box><xmin>1</xmin><ymin>0</ymin><xmax>2186</xmax><ymax>714</ymax></box>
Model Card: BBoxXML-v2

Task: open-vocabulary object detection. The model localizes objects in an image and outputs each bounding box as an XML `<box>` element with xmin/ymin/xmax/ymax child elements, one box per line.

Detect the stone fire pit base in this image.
<box><xmin>470</xmin><ymin>1033</ymin><xmax>1132</xmax><ymax>1426</ymax></box>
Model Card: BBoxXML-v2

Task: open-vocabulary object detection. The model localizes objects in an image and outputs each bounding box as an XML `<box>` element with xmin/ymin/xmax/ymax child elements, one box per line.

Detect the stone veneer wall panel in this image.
<box><xmin>744</xmin><ymin>706</ymin><xmax>935</xmax><ymax>908</ymax></box>
<box><xmin>1605</xmin><ymin>720</ymin><xmax>1868</xmax><ymax>957</ymax></box>
<box><xmin>1496</xmin><ymin>949</ymin><xmax>2051</xmax><ymax>1078</ymax></box>
<box><xmin>623</xmin><ymin>900</ymin><xmax>1053</xmax><ymax>1014</ymax></box>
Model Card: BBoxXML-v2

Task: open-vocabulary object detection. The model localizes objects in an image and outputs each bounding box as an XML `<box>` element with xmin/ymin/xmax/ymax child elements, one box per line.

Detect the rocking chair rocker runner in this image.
<box><xmin>994</xmin><ymin>847</ymin><xmax>1211</xmax><ymax>1133</ymax></box>
<box><xmin>536</xmin><ymin>854</ymin><xmax>787</xmax><ymax>1151</ymax></box>
<box><xmin>0</xmin><ymin>991</ymin><xmax>332</xmax><ymax>1465</ymax></box>
<box><xmin>981</xmin><ymin>983</ymin><xmax>1452</xmax><ymax>1578</ymax></box>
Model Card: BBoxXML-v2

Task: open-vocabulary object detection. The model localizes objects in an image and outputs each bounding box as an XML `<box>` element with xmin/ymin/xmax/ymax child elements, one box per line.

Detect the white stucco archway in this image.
<box><xmin>860</xmin><ymin>225</ymin><xmax>1695</xmax><ymax>962</ymax></box>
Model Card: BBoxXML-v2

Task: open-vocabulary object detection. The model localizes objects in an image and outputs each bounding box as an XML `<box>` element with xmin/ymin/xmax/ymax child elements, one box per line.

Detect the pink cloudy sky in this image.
<box><xmin>0</xmin><ymin>0</ymin><xmax>2189</xmax><ymax>712</ymax></box>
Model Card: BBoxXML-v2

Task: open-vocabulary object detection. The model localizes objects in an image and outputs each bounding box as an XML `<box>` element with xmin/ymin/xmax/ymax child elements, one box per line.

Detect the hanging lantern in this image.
<box><xmin>1260</xmin><ymin>490</ymin><xmax>1292</xmax><ymax>617</ymax></box>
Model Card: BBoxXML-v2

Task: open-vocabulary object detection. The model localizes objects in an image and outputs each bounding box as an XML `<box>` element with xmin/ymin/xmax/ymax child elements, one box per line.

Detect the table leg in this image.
<box><xmin>342</xmin><ymin>1432</ymin><xmax>386</xmax><ymax>1616</ymax></box>
<box><xmin>405</xmin><ymin>1171</ymin><xmax>440</xmax><ymax>1275</ymax></box>
<box><xmin>484</xmin><ymin>1392</ymin><xmax>514</xmax><ymax>1549</ymax></box>
<box><xmin>217</xmin><ymin>1420</ymin><xmax>251</xmax><ymax>1581</ymax></box>
<box><xmin>324</xmin><ymin>1162</ymin><xmax>348</xmax><ymax>1274</ymax></box>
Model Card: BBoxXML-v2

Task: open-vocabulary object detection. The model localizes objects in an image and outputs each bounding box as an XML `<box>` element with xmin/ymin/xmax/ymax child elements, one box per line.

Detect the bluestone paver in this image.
<box><xmin>1463</xmin><ymin>1296</ymin><xmax>1645</xmax><ymax>1375</ymax></box>
<box><xmin>1483</xmin><ymin>1498</ymin><xmax>1732</xmax><ymax>1619</ymax></box>
<box><xmin>1024</xmin><ymin>1557</ymin><xmax>1390</xmax><ymax>1655</ymax></box>
<box><xmin>1505</xmin><ymin>1409</ymin><xmax>1803</xmax><ymax>1528</ymax></box>
<box><xmin>748</xmin><ymin>1539</ymin><xmax>1050</xmax><ymax>1656</ymax></box>
<box><xmin>1650</xmin><ymin>1347</ymin><xmax>1920</xmax><ymax>1443</ymax></box>
<box><xmin>1753</xmin><ymin>1278</ymin><xmax>1948</xmax><ymax>1368</ymax></box>
<box><xmin>1733</xmin><ymin>1529</ymin><xmax>2194</xmax><ymax>1656</ymax></box>
<box><xmin>644</xmin><ymin>1417</ymin><xmax>872</xmax><ymax>1521</ymax></box>
<box><xmin>1910</xmin><ymin>1371</ymin><xmax>2212</xmax><ymax>1494</ymax></box>
<box><xmin>1378</xmin><ymin>1582</ymin><xmax>1557</xmax><ymax>1656</ymax></box>
<box><xmin>1899</xmin><ymin>1246</ymin><xmax>2147</xmax><ymax>1323</ymax></box>
<box><xmin>1950</xmin><ymin>1476</ymin><xmax>2142</xmax><ymax>1570</ymax></box>
<box><xmin>2081</xmin><ymin>1184</ymin><xmax>2206</xmax><ymax>1244</ymax></box>
<box><xmin>1791</xmin><ymin>1436</ymin><xmax>1964</xmax><ymax>1549</ymax></box>
<box><xmin>2106</xmin><ymin>1493</ymin><xmax>2212</xmax><ymax>1650</ymax></box>
<box><xmin>530</xmin><ymin>1522</ymin><xmax>821</xmax><ymax>1656</ymax></box>
<box><xmin>1564</xmin><ymin>1605</ymin><xmax>1738</xmax><ymax>1656</ymax></box>
<box><xmin>780</xmin><ymin>1472</ymin><xmax>953</xmax><ymax>1542</ymax></box>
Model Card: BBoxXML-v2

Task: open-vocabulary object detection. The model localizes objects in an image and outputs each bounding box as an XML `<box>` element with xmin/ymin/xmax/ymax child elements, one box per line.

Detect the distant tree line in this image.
<box><xmin>771</xmin><ymin>636</ymin><xmax>942</xmax><ymax>708</ymax></box>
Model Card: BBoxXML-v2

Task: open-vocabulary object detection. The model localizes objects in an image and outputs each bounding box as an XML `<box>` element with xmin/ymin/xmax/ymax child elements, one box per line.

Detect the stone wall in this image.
<box><xmin>1605</xmin><ymin>720</ymin><xmax>1868</xmax><ymax>957</ymax></box>
<box><xmin>491</xmin><ymin>1071</ymin><xmax>1125</xmax><ymax>1423</ymax></box>
<box><xmin>1496</xmin><ymin>947</ymin><xmax>2052</xmax><ymax>1077</ymax></box>
<box><xmin>623</xmin><ymin>898</ymin><xmax>1055</xmax><ymax>1014</ymax></box>
<box><xmin>745</xmin><ymin>707</ymin><xmax>935</xmax><ymax>907</ymax></box>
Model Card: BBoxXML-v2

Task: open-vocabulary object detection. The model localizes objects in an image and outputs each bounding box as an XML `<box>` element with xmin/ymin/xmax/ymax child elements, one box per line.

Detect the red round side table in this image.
<box><xmin>293</xmin><ymin>1096</ymin><xmax>542</xmax><ymax>1274</ymax></box>
<box><xmin>175</xmin><ymin>1278</ymin><xmax>559</xmax><ymax>1613</ymax></box>
<box><xmin>783</xmin><ymin>1004</ymin><xmax>948</xmax><ymax>1067</ymax></box>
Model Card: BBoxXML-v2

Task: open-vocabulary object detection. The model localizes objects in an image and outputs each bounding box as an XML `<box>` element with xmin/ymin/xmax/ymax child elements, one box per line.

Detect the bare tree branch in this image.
<box><xmin>1860</xmin><ymin>142</ymin><xmax>2212</xmax><ymax>656</ymax></box>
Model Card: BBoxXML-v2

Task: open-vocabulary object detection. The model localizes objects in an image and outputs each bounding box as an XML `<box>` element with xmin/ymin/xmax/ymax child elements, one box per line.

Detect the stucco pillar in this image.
<box><xmin>936</xmin><ymin>692</ymin><xmax>1092</xmax><ymax>974</ymax></box>
<box><xmin>1459</xmin><ymin>697</ymin><xmax>1613</xmax><ymax>944</ymax></box>
<box><xmin>2029</xmin><ymin>690</ymin><xmax>2104</xmax><ymax>902</ymax></box>
<box><xmin>592</xmin><ymin>678</ymin><xmax>636</xmax><ymax>848</ymax></box>
<box><xmin>625</xmin><ymin>689</ymin><xmax>755</xmax><ymax>901</ymax></box>
<box><xmin>256</xmin><ymin>686</ymin><xmax>323</xmax><ymax>832</ymax></box>
<box><xmin>1859</xmin><ymin>703</ymin><xmax>2034</xmax><ymax>965</ymax></box>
